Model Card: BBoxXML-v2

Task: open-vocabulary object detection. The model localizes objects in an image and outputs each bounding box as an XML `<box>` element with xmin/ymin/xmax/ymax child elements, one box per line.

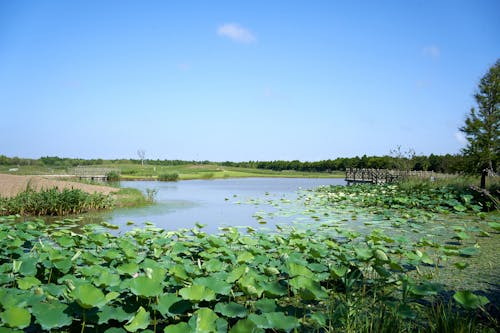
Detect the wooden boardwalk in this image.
<box><xmin>71</xmin><ymin>167</ymin><xmax>119</xmax><ymax>181</ymax></box>
<box><xmin>345</xmin><ymin>168</ymin><xmax>436</xmax><ymax>185</ymax></box>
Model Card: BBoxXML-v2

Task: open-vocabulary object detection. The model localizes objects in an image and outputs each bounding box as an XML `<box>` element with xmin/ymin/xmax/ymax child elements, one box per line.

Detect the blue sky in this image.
<box><xmin>1</xmin><ymin>1</ymin><xmax>499</xmax><ymax>161</ymax></box>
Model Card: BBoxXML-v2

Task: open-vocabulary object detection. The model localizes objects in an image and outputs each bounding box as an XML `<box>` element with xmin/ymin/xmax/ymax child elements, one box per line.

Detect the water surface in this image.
<box><xmin>99</xmin><ymin>178</ymin><xmax>345</xmax><ymax>233</ymax></box>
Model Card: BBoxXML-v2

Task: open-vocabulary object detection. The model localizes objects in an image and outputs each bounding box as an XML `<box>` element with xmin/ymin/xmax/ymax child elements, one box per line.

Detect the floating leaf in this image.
<box><xmin>453</xmin><ymin>291</ymin><xmax>489</xmax><ymax>309</ymax></box>
<box><xmin>32</xmin><ymin>301</ymin><xmax>72</xmax><ymax>330</ymax></box>
<box><xmin>70</xmin><ymin>283</ymin><xmax>107</xmax><ymax>309</ymax></box>
<box><xmin>229</xmin><ymin>319</ymin><xmax>261</xmax><ymax>333</ymax></box>
<box><xmin>130</xmin><ymin>276</ymin><xmax>163</xmax><ymax>297</ymax></box>
<box><xmin>17</xmin><ymin>276</ymin><xmax>41</xmax><ymax>290</ymax></box>
<box><xmin>459</xmin><ymin>247</ymin><xmax>479</xmax><ymax>257</ymax></box>
<box><xmin>487</xmin><ymin>222</ymin><xmax>500</xmax><ymax>231</ymax></box>
<box><xmin>0</xmin><ymin>307</ymin><xmax>31</xmax><ymax>329</ymax></box>
<box><xmin>163</xmin><ymin>322</ymin><xmax>192</xmax><ymax>333</ymax></box>
<box><xmin>214</xmin><ymin>302</ymin><xmax>247</xmax><ymax>318</ymax></box>
<box><xmin>189</xmin><ymin>308</ymin><xmax>218</xmax><ymax>333</ymax></box>
<box><xmin>179</xmin><ymin>285</ymin><xmax>216</xmax><ymax>302</ymax></box>
<box><xmin>98</xmin><ymin>305</ymin><xmax>133</xmax><ymax>324</ymax></box>
<box><xmin>124</xmin><ymin>306</ymin><xmax>150</xmax><ymax>332</ymax></box>
<box><xmin>155</xmin><ymin>293</ymin><xmax>182</xmax><ymax>317</ymax></box>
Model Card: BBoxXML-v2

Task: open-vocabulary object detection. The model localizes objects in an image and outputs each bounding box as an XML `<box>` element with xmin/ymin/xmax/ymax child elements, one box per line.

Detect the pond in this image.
<box><xmin>96</xmin><ymin>178</ymin><xmax>346</xmax><ymax>233</ymax></box>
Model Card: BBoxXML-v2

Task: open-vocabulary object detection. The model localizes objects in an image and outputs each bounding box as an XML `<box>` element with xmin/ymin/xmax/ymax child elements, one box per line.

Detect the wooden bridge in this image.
<box><xmin>71</xmin><ymin>167</ymin><xmax>120</xmax><ymax>181</ymax></box>
<box><xmin>345</xmin><ymin>168</ymin><xmax>437</xmax><ymax>185</ymax></box>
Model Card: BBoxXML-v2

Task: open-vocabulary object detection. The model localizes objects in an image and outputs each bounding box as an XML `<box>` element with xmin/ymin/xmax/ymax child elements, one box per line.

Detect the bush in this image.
<box><xmin>158</xmin><ymin>173</ymin><xmax>179</xmax><ymax>181</ymax></box>
<box><xmin>106</xmin><ymin>171</ymin><xmax>120</xmax><ymax>181</ymax></box>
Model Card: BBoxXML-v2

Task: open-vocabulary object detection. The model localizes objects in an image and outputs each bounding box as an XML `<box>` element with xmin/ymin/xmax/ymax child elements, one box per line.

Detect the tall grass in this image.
<box><xmin>0</xmin><ymin>188</ymin><xmax>114</xmax><ymax>216</ymax></box>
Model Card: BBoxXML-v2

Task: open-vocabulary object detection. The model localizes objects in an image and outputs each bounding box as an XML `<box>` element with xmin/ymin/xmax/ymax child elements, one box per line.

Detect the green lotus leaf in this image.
<box><xmin>453</xmin><ymin>291</ymin><xmax>489</xmax><ymax>309</ymax></box>
<box><xmin>53</xmin><ymin>258</ymin><xmax>72</xmax><ymax>273</ymax></box>
<box><xmin>409</xmin><ymin>282</ymin><xmax>443</xmax><ymax>297</ymax></box>
<box><xmin>93</xmin><ymin>270</ymin><xmax>121</xmax><ymax>288</ymax></box>
<box><xmin>188</xmin><ymin>308</ymin><xmax>218</xmax><ymax>333</ymax></box>
<box><xmin>254</xmin><ymin>299</ymin><xmax>277</xmax><ymax>313</ymax></box>
<box><xmin>17</xmin><ymin>276</ymin><xmax>41</xmax><ymax>290</ymax></box>
<box><xmin>264</xmin><ymin>312</ymin><xmax>300</xmax><ymax>332</ymax></box>
<box><xmin>355</xmin><ymin>247</ymin><xmax>373</xmax><ymax>261</ymax></box>
<box><xmin>0</xmin><ymin>307</ymin><xmax>31</xmax><ymax>329</ymax></box>
<box><xmin>124</xmin><ymin>306</ymin><xmax>150</xmax><ymax>332</ymax></box>
<box><xmin>289</xmin><ymin>276</ymin><xmax>328</xmax><ymax>300</ymax></box>
<box><xmin>459</xmin><ymin>247</ymin><xmax>479</xmax><ymax>257</ymax></box>
<box><xmin>130</xmin><ymin>276</ymin><xmax>163</xmax><ymax>297</ymax></box>
<box><xmin>155</xmin><ymin>293</ymin><xmax>182</xmax><ymax>317</ymax></box>
<box><xmin>193</xmin><ymin>276</ymin><xmax>232</xmax><ymax>296</ymax></box>
<box><xmin>116</xmin><ymin>262</ymin><xmax>139</xmax><ymax>276</ymax></box>
<box><xmin>18</xmin><ymin>256</ymin><xmax>38</xmax><ymax>277</ymax></box>
<box><xmin>163</xmin><ymin>322</ymin><xmax>192</xmax><ymax>333</ymax></box>
<box><xmin>226</xmin><ymin>265</ymin><xmax>247</xmax><ymax>283</ymax></box>
<box><xmin>287</xmin><ymin>262</ymin><xmax>314</xmax><ymax>278</ymax></box>
<box><xmin>261</xmin><ymin>281</ymin><xmax>287</xmax><ymax>297</ymax></box>
<box><xmin>236</xmin><ymin>251</ymin><xmax>254</xmax><ymax>264</ymax></box>
<box><xmin>179</xmin><ymin>285</ymin><xmax>216</xmax><ymax>302</ymax></box>
<box><xmin>104</xmin><ymin>328</ymin><xmax>127</xmax><ymax>333</ymax></box>
<box><xmin>31</xmin><ymin>301</ymin><xmax>72</xmax><ymax>330</ymax></box>
<box><xmin>229</xmin><ymin>319</ymin><xmax>262</xmax><ymax>333</ymax></box>
<box><xmin>169</xmin><ymin>264</ymin><xmax>189</xmax><ymax>281</ymax></box>
<box><xmin>70</xmin><ymin>283</ymin><xmax>107</xmax><ymax>309</ymax></box>
<box><xmin>488</xmin><ymin>222</ymin><xmax>500</xmax><ymax>231</ymax></box>
<box><xmin>97</xmin><ymin>305</ymin><xmax>134</xmax><ymax>324</ymax></box>
<box><xmin>214</xmin><ymin>302</ymin><xmax>247</xmax><ymax>318</ymax></box>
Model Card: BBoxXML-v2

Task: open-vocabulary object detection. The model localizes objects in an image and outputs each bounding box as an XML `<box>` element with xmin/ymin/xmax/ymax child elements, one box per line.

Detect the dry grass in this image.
<box><xmin>0</xmin><ymin>174</ymin><xmax>118</xmax><ymax>198</ymax></box>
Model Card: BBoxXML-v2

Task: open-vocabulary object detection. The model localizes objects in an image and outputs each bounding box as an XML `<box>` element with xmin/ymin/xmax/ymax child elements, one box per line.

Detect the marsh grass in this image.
<box><xmin>0</xmin><ymin>187</ymin><xmax>113</xmax><ymax>216</ymax></box>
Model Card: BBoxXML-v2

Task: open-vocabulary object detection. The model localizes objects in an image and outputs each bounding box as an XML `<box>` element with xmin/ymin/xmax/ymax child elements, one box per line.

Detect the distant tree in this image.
<box><xmin>390</xmin><ymin>146</ymin><xmax>416</xmax><ymax>171</ymax></box>
<box><xmin>459</xmin><ymin>59</ymin><xmax>500</xmax><ymax>185</ymax></box>
<box><xmin>137</xmin><ymin>149</ymin><xmax>146</xmax><ymax>166</ymax></box>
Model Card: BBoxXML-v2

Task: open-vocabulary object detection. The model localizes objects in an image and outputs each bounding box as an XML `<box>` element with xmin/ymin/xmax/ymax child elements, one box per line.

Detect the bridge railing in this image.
<box><xmin>345</xmin><ymin>168</ymin><xmax>439</xmax><ymax>184</ymax></box>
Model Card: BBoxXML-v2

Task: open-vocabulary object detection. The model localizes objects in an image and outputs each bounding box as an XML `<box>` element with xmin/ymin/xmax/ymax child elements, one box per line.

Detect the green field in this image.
<box><xmin>0</xmin><ymin>163</ymin><xmax>345</xmax><ymax>180</ymax></box>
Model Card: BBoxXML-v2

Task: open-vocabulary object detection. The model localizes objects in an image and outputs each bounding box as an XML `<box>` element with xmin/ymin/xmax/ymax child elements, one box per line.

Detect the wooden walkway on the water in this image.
<box><xmin>72</xmin><ymin>167</ymin><xmax>119</xmax><ymax>181</ymax></box>
<box><xmin>345</xmin><ymin>168</ymin><xmax>436</xmax><ymax>185</ymax></box>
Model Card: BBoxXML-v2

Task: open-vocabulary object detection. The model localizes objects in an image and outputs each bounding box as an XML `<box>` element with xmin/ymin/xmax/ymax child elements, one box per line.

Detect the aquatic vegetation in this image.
<box><xmin>0</xmin><ymin>188</ymin><xmax>114</xmax><ymax>216</ymax></box>
<box><xmin>0</xmin><ymin>209</ymin><xmax>497</xmax><ymax>332</ymax></box>
<box><xmin>157</xmin><ymin>173</ymin><xmax>179</xmax><ymax>182</ymax></box>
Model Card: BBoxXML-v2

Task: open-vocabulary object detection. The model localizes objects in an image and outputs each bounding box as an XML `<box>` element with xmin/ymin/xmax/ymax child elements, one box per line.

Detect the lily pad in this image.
<box><xmin>453</xmin><ymin>291</ymin><xmax>489</xmax><ymax>309</ymax></box>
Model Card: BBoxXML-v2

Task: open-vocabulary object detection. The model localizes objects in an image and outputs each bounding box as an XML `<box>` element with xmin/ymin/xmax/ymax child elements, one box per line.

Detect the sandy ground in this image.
<box><xmin>0</xmin><ymin>174</ymin><xmax>119</xmax><ymax>198</ymax></box>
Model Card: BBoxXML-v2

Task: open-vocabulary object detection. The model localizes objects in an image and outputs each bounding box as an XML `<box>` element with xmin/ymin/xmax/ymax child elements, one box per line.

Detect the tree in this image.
<box><xmin>137</xmin><ymin>149</ymin><xmax>146</xmax><ymax>166</ymax></box>
<box><xmin>459</xmin><ymin>59</ymin><xmax>500</xmax><ymax>182</ymax></box>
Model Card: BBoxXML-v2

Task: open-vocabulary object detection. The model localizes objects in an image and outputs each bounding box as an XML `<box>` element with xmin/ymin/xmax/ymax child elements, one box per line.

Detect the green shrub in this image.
<box><xmin>106</xmin><ymin>171</ymin><xmax>120</xmax><ymax>181</ymax></box>
<box><xmin>0</xmin><ymin>188</ymin><xmax>114</xmax><ymax>216</ymax></box>
<box><xmin>158</xmin><ymin>173</ymin><xmax>179</xmax><ymax>181</ymax></box>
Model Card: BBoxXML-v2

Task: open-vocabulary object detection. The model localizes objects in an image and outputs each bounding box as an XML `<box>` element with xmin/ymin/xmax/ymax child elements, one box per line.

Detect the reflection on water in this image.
<box><xmin>86</xmin><ymin>178</ymin><xmax>346</xmax><ymax>233</ymax></box>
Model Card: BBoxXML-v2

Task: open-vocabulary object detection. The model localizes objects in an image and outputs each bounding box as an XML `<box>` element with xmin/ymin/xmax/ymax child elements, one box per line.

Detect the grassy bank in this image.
<box><xmin>1</xmin><ymin>163</ymin><xmax>344</xmax><ymax>180</ymax></box>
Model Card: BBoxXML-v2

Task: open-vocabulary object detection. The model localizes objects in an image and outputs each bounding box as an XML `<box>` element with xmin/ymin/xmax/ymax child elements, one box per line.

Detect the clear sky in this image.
<box><xmin>1</xmin><ymin>1</ymin><xmax>499</xmax><ymax>161</ymax></box>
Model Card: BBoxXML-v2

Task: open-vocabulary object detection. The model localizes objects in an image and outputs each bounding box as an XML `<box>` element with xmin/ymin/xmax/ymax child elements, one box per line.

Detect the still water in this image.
<box><xmin>98</xmin><ymin>178</ymin><xmax>345</xmax><ymax>233</ymax></box>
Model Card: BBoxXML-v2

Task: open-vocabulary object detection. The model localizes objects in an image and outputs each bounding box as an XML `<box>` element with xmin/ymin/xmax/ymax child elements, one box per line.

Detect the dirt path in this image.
<box><xmin>0</xmin><ymin>174</ymin><xmax>119</xmax><ymax>198</ymax></box>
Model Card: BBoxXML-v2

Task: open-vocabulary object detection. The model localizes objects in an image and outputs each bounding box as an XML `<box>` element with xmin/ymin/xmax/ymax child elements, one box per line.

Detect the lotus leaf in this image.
<box><xmin>229</xmin><ymin>319</ymin><xmax>263</xmax><ymax>333</ymax></box>
<box><xmin>117</xmin><ymin>262</ymin><xmax>139</xmax><ymax>276</ymax></box>
<box><xmin>287</xmin><ymin>262</ymin><xmax>314</xmax><ymax>278</ymax></box>
<box><xmin>188</xmin><ymin>308</ymin><xmax>219</xmax><ymax>333</ymax></box>
<box><xmin>70</xmin><ymin>283</ymin><xmax>107</xmax><ymax>309</ymax></box>
<box><xmin>97</xmin><ymin>305</ymin><xmax>134</xmax><ymax>324</ymax></box>
<box><xmin>214</xmin><ymin>302</ymin><xmax>247</xmax><ymax>318</ymax></box>
<box><xmin>31</xmin><ymin>301</ymin><xmax>72</xmax><ymax>330</ymax></box>
<box><xmin>0</xmin><ymin>307</ymin><xmax>31</xmax><ymax>329</ymax></box>
<box><xmin>153</xmin><ymin>293</ymin><xmax>180</xmax><ymax>317</ymax></box>
<box><xmin>130</xmin><ymin>276</ymin><xmax>163</xmax><ymax>297</ymax></box>
<box><xmin>179</xmin><ymin>285</ymin><xmax>216</xmax><ymax>302</ymax></box>
<box><xmin>193</xmin><ymin>277</ymin><xmax>232</xmax><ymax>296</ymax></box>
<box><xmin>124</xmin><ymin>306</ymin><xmax>150</xmax><ymax>332</ymax></box>
<box><xmin>18</xmin><ymin>256</ymin><xmax>37</xmax><ymax>277</ymax></box>
<box><xmin>17</xmin><ymin>276</ymin><xmax>41</xmax><ymax>290</ymax></box>
<box><xmin>163</xmin><ymin>322</ymin><xmax>192</xmax><ymax>333</ymax></box>
<box><xmin>453</xmin><ymin>291</ymin><xmax>489</xmax><ymax>309</ymax></box>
